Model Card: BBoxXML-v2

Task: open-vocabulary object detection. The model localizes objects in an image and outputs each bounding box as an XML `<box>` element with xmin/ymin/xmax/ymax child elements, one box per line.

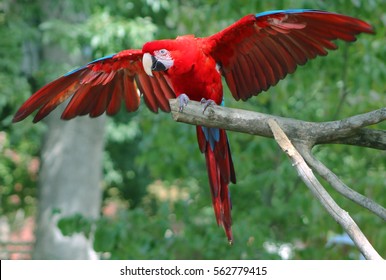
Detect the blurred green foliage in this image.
<box><xmin>1</xmin><ymin>0</ymin><xmax>385</xmax><ymax>259</ymax></box>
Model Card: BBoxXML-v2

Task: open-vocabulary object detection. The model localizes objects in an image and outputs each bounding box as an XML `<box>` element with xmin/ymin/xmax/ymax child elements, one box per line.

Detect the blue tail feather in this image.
<box><xmin>201</xmin><ymin>127</ymin><xmax>220</xmax><ymax>151</ymax></box>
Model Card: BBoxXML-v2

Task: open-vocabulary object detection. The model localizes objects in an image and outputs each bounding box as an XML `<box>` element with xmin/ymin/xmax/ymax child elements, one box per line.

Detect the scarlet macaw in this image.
<box><xmin>13</xmin><ymin>10</ymin><xmax>373</xmax><ymax>243</ymax></box>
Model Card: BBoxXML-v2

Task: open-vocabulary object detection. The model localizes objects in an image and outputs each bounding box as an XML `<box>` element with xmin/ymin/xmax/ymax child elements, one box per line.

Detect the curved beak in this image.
<box><xmin>142</xmin><ymin>53</ymin><xmax>154</xmax><ymax>77</ymax></box>
<box><xmin>143</xmin><ymin>52</ymin><xmax>170</xmax><ymax>77</ymax></box>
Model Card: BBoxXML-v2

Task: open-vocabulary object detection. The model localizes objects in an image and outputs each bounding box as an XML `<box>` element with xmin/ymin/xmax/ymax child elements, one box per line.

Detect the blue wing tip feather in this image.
<box><xmin>87</xmin><ymin>54</ymin><xmax>115</xmax><ymax>65</ymax></box>
<box><xmin>63</xmin><ymin>53</ymin><xmax>116</xmax><ymax>76</ymax></box>
<box><xmin>64</xmin><ymin>66</ymin><xmax>85</xmax><ymax>76</ymax></box>
<box><xmin>255</xmin><ymin>9</ymin><xmax>322</xmax><ymax>18</ymax></box>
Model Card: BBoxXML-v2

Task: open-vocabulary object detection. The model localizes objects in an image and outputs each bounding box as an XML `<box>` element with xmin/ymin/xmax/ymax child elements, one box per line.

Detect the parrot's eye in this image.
<box><xmin>151</xmin><ymin>48</ymin><xmax>174</xmax><ymax>71</ymax></box>
<box><xmin>155</xmin><ymin>49</ymin><xmax>171</xmax><ymax>59</ymax></box>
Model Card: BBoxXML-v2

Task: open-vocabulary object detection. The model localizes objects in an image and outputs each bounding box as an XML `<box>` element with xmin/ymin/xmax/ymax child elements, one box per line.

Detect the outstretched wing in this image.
<box><xmin>206</xmin><ymin>9</ymin><xmax>374</xmax><ymax>101</ymax></box>
<box><xmin>13</xmin><ymin>49</ymin><xmax>176</xmax><ymax>123</ymax></box>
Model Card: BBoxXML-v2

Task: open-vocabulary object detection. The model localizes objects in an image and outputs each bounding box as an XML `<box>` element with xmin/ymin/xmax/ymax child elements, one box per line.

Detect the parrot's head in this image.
<box><xmin>142</xmin><ymin>44</ymin><xmax>174</xmax><ymax>77</ymax></box>
<box><xmin>142</xmin><ymin>36</ymin><xmax>197</xmax><ymax>77</ymax></box>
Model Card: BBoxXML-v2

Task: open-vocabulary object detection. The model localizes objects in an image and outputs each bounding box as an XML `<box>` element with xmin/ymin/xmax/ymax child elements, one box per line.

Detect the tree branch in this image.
<box><xmin>296</xmin><ymin>144</ymin><xmax>386</xmax><ymax>221</ymax></box>
<box><xmin>170</xmin><ymin>99</ymin><xmax>386</xmax><ymax>150</ymax></box>
<box><xmin>267</xmin><ymin>119</ymin><xmax>382</xmax><ymax>260</ymax></box>
<box><xmin>169</xmin><ymin>99</ymin><xmax>385</xmax><ymax>259</ymax></box>
<box><xmin>322</xmin><ymin>128</ymin><xmax>386</xmax><ymax>150</ymax></box>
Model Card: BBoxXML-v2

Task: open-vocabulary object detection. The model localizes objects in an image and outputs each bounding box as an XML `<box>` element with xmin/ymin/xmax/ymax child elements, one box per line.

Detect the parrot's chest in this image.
<box><xmin>168</xmin><ymin>55</ymin><xmax>223</xmax><ymax>104</ymax></box>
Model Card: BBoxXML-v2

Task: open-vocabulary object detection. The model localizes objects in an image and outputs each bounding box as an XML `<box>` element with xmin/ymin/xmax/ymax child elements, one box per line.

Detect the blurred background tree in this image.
<box><xmin>0</xmin><ymin>0</ymin><xmax>384</xmax><ymax>259</ymax></box>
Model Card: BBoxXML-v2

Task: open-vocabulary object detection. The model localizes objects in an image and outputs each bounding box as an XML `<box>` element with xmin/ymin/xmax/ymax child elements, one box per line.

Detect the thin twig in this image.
<box><xmin>296</xmin><ymin>144</ymin><xmax>386</xmax><ymax>221</ymax></box>
<box><xmin>267</xmin><ymin>119</ymin><xmax>383</xmax><ymax>260</ymax></box>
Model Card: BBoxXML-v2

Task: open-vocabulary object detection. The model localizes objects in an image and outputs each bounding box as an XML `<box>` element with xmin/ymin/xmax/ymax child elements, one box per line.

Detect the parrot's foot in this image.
<box><xmin>200</xmin><ymin>98</ymin><xmax>216</xmax><ymax>113</ymax></box>
<box><xmin>178</xmin><ymin>93</ymin><xmax>190</xmax><ymax>112</ymax></box>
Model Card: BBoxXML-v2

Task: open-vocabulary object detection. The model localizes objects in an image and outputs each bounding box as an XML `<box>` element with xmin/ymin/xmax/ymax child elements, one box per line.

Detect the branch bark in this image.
<box><xmin>170</xmin><ymin>99</ymin><xmax>386</xmax><ymax>150</ymax></box>
<box><xmin>169</xmin><ymin>99</ymin><xmax>385</xmax><ymax>259</ymax></box>
<box><xmin>267</xmin><ymin>119</ymin><xmax>382</xmax><ymax>260</ymax></box>
<box><xmin>297</xmin><ymin>145</ymin><xmax>386</xmax><ymax>221</ymax></box>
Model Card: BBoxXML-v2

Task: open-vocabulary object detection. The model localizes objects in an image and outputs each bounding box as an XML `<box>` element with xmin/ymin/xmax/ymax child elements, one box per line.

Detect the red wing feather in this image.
<box><xmin>13</xmin><ymin>50</ymin><xmax>176</xmax><ymax>123</ymax></box>
<box><xmin>122</xmin><ymin>71</ymin><xmax>140</xmax><ymax>112</ymax></box>
<box><xmin>105</xmin><ymin>74</ymin><xmax>124</xmax><ymax>115</ymax></box>
<box><xmin>13</xmin><ymin>71</ymin><xmax>84</xmax><ymax>122</ymax></box>
<box><xmin>207</xmin><ymin>10</ymin><xmax>374</xmax><ymax>100</ymax></box>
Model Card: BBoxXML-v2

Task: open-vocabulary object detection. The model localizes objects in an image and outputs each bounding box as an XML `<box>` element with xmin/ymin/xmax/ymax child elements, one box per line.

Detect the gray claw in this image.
<box><xmin>200</xmin><ymin>98</ymin><xmax>216</xmax><ymax>113</ymax></box>
<box><xmin>178</xmin><ymin>93</ymin><xmax>190</xmax><ymax>112</ymax></box>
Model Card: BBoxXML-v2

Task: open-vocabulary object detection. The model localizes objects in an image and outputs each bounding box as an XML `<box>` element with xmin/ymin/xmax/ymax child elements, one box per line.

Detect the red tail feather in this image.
<box><xmin>196</xmin><ymin>126</ymin><xmax>236</xmax><ymax>243</ymax></box>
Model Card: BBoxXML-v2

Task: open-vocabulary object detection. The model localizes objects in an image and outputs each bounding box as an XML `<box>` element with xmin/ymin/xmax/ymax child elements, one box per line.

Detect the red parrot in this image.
<box><xmin>13</xmin><ymin>10</ymin><xmax>373</xmax><ymax>243</ymax></box>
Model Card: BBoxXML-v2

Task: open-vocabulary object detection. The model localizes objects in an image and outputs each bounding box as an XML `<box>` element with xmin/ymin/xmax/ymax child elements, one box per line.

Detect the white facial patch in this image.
<box><xmin>154</xmin><ymin>49</ymin><xmax>174</xmax><ymax>70</ymax></box>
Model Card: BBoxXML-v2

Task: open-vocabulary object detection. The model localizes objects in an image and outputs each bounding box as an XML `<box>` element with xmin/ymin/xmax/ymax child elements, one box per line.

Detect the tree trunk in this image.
<box><xmin>32</xmin><ymin>1</ymin><xmax>105</xmax><ymax>260</ymax></box>
<box><xmin>33</xmin><ymin>110</ymin><xmax>104</xmax><ymax>259</ymax></box>
<box><xmin>33</xmin><ymin>112</ymin><xmax>105</xmax><ymax>259</ymax></box>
